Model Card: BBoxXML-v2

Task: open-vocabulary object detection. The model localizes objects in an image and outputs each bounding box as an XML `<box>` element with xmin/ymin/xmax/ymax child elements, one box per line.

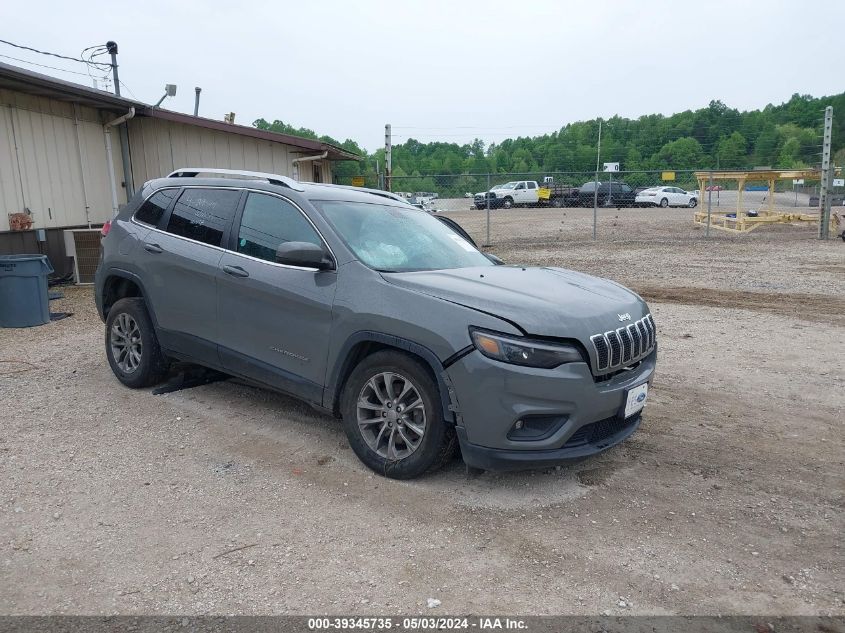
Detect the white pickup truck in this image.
<box><xmin>473</xmin><ymin>180</ymin><xmax>577</xmax><ymax>209</ymax></box>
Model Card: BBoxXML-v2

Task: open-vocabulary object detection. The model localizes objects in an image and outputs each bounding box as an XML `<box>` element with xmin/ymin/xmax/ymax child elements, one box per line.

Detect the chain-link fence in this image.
<box><xmin>335</xmin><ymin>170</ymin><xmax>839</xmax><ymax>248</ymax></box>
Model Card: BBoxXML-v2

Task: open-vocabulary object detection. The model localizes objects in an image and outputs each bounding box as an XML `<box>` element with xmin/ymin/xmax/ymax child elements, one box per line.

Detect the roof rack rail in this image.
<box><xmin>167</xmin><ymin>167</ymin><xmax>305</xmax><ymax>192</ymax></box>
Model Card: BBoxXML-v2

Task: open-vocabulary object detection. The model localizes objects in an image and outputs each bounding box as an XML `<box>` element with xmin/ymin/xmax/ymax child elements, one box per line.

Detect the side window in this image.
<box><xmin>134</xmin><ymin>189</ymin><xmax>176</xmax><ymax>226</ymax></box>
<box><xmin>527</xmin><ymin>182</ymin><xmax>537</xmax><ymax>189</ymax></box>
<box><xmin>237</xmin><ymin>193</ymin><xmax>322</xmax><ymax>263</ymax></box>
<box><xmin>165</xmin><ymin>188</ymin><xmax>241</xmax><ymax>247</ymax></box>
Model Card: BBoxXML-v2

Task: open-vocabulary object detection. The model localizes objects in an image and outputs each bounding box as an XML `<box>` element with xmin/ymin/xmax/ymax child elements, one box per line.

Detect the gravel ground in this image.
<box><xmin>1</xmin><ymin>210</ymin><xmax>843</xmax><ymax>616</ymax></box>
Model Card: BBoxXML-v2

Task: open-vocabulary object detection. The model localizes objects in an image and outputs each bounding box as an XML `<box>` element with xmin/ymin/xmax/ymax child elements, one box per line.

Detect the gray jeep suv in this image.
<box><xmin>95</xmin><ymin>168</ymin><xmax>656</xmax><ymax>479</ymax></box>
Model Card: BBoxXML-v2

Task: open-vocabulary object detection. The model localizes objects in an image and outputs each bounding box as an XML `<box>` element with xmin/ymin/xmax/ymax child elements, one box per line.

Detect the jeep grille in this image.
<box><xmin>590</xmin><ymin>314</ymin><xmax>655</xmax><ymax>373</ymax></box>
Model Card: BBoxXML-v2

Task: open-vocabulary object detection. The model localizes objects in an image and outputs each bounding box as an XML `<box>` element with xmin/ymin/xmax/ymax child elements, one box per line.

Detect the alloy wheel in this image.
<box><xmin>357</xmin><ymin>372</ymin><xmax>427</xmax><ymax>460</ymax></box>
<box><xmin>110</xmin><ymin>312</ymin><xmax>142</xmax><ymax>373</ymax></box>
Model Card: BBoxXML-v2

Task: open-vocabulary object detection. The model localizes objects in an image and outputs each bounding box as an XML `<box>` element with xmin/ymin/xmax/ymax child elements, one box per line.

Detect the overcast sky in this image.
<box><xmin>3</xmin><ymin>0</ymin><xmax>843</xmax><ymax>152</ymax></box>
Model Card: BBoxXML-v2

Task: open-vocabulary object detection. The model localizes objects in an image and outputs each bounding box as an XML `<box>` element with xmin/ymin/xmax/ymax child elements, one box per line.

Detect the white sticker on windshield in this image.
<box><xmin>448</xmin><ymin>234</ymin><xmax>476</xmax><ymax>252</ymax></box>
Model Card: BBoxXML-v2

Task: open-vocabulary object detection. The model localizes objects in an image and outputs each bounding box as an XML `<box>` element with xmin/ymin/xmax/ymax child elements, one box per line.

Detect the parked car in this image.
<box><xmin>574</xmin><ymin>181</ymin><xmax>637</xmax><ymax>208</ymax></box>
<box><xmin>808</xmin><ymin>195</ymin><xmax>845</xmax><ymax>206</ymax></box>
<box><xmin>96</xmin><ymin>168</ymin><xmax>656</xmax><ymax>479</ymax></box>
<box><xmin>636</xmin><ymin>186</ymin><xmax>698</xmax><ymax>208</ymax></box>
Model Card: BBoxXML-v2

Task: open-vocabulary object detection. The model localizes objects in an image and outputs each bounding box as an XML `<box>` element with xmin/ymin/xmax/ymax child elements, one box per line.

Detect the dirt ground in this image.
<box><xmin>1</xmin><ymin>208</ymin><xmax>843</xmax><ymax>616</ymax></box>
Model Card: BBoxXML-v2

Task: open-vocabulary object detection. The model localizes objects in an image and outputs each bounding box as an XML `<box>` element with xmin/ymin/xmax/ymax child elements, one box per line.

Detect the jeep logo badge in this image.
<box><xmin>618</xmin><ymin>313</ymin><xmax>631</xmax><ymax>322</ymax></box>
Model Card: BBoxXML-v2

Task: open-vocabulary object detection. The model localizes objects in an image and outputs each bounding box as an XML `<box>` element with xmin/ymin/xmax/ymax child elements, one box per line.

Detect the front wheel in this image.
<box><xmin>689</xmin><ymin>198</ymin><xmax>698</xmax><ymax>208</ymax></box>
<box><xmin>340</xmin><ymin>350</ymin><xmax>456</xmax><ymax>479</ymax></box>
<box><xmin>502</xmin><ymin>197</ymin><xmax>514</xmax><ymax>209</ymax></box>
<box><xmin>105</xmin><ymin>298</ymin><xmax>168</xmax><ymax>388</ymax></box>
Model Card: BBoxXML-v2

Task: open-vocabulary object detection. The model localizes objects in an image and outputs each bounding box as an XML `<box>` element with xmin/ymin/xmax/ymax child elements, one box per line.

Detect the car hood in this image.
<box><xmin>382</xmin><ymin>266</ymin><xmax>647</xmax><ymax>339</ymax></box>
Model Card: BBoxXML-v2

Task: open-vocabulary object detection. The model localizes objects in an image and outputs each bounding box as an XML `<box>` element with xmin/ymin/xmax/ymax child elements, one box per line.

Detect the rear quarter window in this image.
<box><xmin>134</xmin><ymin>189</ymin><xmax>177</xmax><ymax>226</ymax></box>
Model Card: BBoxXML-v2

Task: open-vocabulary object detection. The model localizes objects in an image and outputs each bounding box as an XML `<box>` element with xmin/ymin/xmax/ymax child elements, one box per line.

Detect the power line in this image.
<box><xmin>0</xmin><ymin>38</ymin><xmax>111</xmax><ymax>69</ymax></box>
<box><xmin>0</xmin><ymin>52</ymin><xmax>140</xmax><ymax>100</ymax></box>
<box><xmin>0</xmin><ymin>53</ymin><xmax>95</xmax><ymax>77</ymax></box>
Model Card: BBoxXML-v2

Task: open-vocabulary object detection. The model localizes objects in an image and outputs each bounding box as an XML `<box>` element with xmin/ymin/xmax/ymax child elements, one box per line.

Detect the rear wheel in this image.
<box><xmin>105</xmin><ymin>298</ymin><xmax>168</xmax><ymax>388</ymax></box>
<box><xmin>340</xmin><ymin>350</ymin><xmax>456</xmax><ymax>479</ymax></box>
<box><xmin>660</xmin><ymin>198</ymin><xmax>669</xmax><ymax>208</ymax></box>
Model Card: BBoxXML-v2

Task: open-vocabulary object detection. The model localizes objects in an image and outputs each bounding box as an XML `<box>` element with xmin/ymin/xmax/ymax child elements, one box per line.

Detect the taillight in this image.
<box><xmin>101</xmin><ymin>220</ymin><xmax>111</xmax><ymax>237</ymax></box>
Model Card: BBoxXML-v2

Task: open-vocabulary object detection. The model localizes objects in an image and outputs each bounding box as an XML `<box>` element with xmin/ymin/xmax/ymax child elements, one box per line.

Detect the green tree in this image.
<box><xmin>717</xmin><ymin>132</ymin><xmax>748</xmax><ymax>169</ymax></box>
<box><xmin>656</xmin><ymin>137</ymin><xmax>705</xmax><ymax>170</ymax></box>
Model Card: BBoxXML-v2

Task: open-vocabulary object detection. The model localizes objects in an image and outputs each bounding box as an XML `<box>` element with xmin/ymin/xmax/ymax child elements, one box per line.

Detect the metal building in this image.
<box><xmin>0</xmin><ymin>62</ymin><xmax>359</xmax><ymax>277</ymax></box>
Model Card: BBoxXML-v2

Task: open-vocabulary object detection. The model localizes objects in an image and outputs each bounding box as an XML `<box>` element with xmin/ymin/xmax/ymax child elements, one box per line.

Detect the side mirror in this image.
<box><xmin>275</xmin><ymin>241</ymin><xmax>333</xmax><ymax>270</ymax></box>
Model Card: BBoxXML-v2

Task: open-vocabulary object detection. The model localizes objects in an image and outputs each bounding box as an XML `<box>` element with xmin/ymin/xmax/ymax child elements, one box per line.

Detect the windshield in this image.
<box><xmin>495</xmin><ymin>182</ymin><xmax>517</xmax><ymax>189</ymax></box>
<box><xmin>319</xmin><ymin>201</ymin><xmax>494</xmax><ymax>272</ymax></box>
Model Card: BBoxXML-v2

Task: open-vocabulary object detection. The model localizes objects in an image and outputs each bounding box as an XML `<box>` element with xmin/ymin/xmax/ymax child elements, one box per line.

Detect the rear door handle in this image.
<box><xmin>222</xmin><ymin>264</ymin><xmax>249</xmax><ymax>278</ymax></box>
<box><xmin>143</xmin><ymin>243</ymin><xmax>163</xmax><ymax>254</ymax></box>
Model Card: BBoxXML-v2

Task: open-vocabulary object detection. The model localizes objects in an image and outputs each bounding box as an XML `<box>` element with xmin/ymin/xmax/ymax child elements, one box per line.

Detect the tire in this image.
<box><xmin>502</xmin><ymin>197</ymin><xmax>514</xmax><ymax>209</ymax></box>
<box><xmin>550</xmin><ymin>197</ymin><xmax>563</xmax><ymax>208</ymax></box>
<box><xmin>105</xmin><ymin>297</ymin><xmax>168</xmax><ymax>388</ymax></box>
<box><xmin>660</xmin><ymin>198</ymin><xmax>669</xmax><ymax>208</ymax></box>
<box><xmin>689</xmin><ymin>198</ymin><xmax>698</xmax><ymax>208</ymax></box>
<box><xmin>340</xmin><ymin>350</ymin><xmax>456</xmax><ymax>479</ymax></box>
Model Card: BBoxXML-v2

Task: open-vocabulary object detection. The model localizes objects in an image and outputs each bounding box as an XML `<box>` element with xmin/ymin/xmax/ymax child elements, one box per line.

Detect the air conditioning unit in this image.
<box><xmin>63</xmin><ymin>229</ymin><xmax>102</xmax><ymax>284</ymax></box>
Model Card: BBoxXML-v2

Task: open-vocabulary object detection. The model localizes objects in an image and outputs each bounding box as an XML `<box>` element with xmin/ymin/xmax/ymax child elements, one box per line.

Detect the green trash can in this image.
<box><xmin>0</xmin><ymin>254</ymin><xmax>54</xmax><ymax>328</ymax></box>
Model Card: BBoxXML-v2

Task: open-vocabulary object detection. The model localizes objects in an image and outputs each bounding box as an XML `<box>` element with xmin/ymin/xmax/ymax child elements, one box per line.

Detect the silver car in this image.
<box><xmin>95</xmin><ymin>169</ymin><xmax>656</xmax><ymax>479</ymax></box>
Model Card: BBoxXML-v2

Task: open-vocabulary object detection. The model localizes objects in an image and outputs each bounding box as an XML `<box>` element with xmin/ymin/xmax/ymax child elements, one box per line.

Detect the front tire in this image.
<box><xmin>502</xmin><ymin>197</ymin><xmax>514</xmax><ymax>209</ymax></box>
<box><xmin>689</xmin><ymin>198</ymin><xmax>698</xmax><ymax>208</ymax></box>
<box><xmin>105</xmin><ymin>298</ymin><xmax>168</xmax><ymax>388</ymax></box>
<box><xmin>340</xmin><ymin>350</ymin><xmax>456</xmax><ymax>479</ymax></box>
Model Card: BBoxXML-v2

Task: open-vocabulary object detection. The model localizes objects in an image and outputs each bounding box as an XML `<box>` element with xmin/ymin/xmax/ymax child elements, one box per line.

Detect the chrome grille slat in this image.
<box><xmin>591</xmin><ymin>334</ymin><xmax>610</xmax><ymax>371</ymax></box>
<box><xmin>619</xmin><ymin>327</ymin><xmax>633</xmax><ymax>363</ymax></box>
<box><xmin>637</xmin><ymin>320</ymin><xmax>649</xmax><ymax>351</ymax></box>
<box><xmin>590</xmin><ymin>313</ymin><xmax>656</xmax><ymax>375</ymax></box>
<box><xmin>606</xmin><ymin>330</ymin><xmax>621</xmax><ymax>367</ymax></box>
<box><xmin>627</xmin><ymin>323</ymin><xmax>641</xmax><ymax>357</ymax></box>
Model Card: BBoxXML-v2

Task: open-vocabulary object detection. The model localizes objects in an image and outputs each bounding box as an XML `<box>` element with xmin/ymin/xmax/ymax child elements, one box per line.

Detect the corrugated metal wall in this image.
<box><xmin>0</xmin><ymin>89</ymin><xmax>124</xmax><ymax>232</ymax></box>
<box><xmin>127</xmin><ymin>117</ymin><xmax>332</xmax><ymax>186</ymax></box>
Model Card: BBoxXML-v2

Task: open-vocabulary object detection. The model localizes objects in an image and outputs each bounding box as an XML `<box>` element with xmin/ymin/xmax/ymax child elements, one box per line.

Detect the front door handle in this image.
<box><xmin>223</xmin><ymin>264</ymin><xmax>249</xmax><ymax>278</ymax></box>
<box><xmin>143</xmin><ymin>243</ymin><xmax>163</xmax><ymax>254</ymax></box>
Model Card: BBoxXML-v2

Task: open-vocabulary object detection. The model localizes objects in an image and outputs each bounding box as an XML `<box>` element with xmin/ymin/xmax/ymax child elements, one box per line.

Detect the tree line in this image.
<box><xmin>254</xmin><ymin>92</ymin><xmax>844</xmax><ymax>194</ymax></box>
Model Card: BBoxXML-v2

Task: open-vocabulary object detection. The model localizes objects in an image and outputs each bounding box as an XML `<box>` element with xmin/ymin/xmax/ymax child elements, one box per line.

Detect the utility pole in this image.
<box><xmin>593</xmin><ymin>119</ymin><xmax>601</xmax><ymax>240</ymax></box>
<box><xmin>384</xmin><ymin>124</ymin><xmax>392</xmax><ymax>192</ymax></box>
<box><xmin>818</xmin><ymin>106</ymin><xmax>833</xmax><ymax>239</ymax></box>
<box><xmin>595</xmin><ymin>119</ymin><xmax>602</xmax><ymax>173</ymax></box>
<box><xmin>107</xmin><ymin>41</ymin><xmax>120</xmax><ymax>96</ymax></box>
<box><xmin>107</xmin><ymin>41</ymin><xmax>134</xmax><ymax>197</ymax></box>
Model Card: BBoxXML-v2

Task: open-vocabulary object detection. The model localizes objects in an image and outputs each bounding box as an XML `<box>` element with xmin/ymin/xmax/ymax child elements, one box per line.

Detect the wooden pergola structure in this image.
<box><xmin>692</xmin><ymin>168</ymin><xmax>840</xmax><ymax>233</ymax></box>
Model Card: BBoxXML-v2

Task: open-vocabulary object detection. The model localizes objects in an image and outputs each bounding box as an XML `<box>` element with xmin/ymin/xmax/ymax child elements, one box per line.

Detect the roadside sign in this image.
<box><xmin>603</xmin><ymin>162</ymin><xmax>620</xmax><ymax>172</ymax></box>
<box><xmin>833</xmin><ymin>178</ymin><xmax>844</xmax><ymax>187</ymax></box>
<box><xmin>661</xmin><ymin>171</ymin><xmax>676</xmax><ymax>181</ymax></box>
<box><xmin>792</xmin><ymin>179</ymin><xmax>804</xmax><ymax>185</ymax></box>
<box><xmin>351</xmin><ymin>176</ymin><xmax>365</xmax><ymax>187</ymax></box>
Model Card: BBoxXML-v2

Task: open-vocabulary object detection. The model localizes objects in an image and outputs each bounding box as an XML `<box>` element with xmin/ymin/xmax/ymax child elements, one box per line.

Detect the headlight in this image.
<box><xmin>469</xmin><ymin>329</ymin><xmax>583</xmax><ymax>368</ymax></box>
